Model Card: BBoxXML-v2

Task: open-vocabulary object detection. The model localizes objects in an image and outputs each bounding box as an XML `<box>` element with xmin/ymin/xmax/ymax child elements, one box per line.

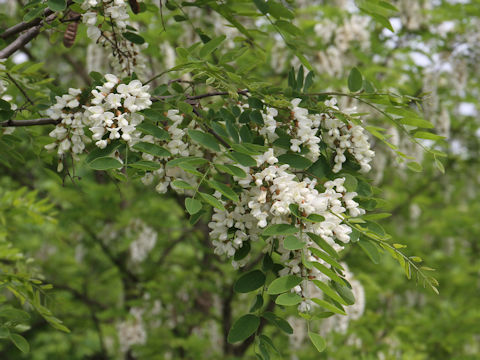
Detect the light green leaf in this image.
<box><xmin>88</xmin><ymin>157</ymin><xmax>123</xmax><ymax>171</ymax></box>
<box><xmin>275</xmin><ymin>292</ymin><xmax>302</xmax><ymax>306</ymax></box>
<box><xmin>185</xmin><ymin>198</ymin><xmax>202</xmax><ymax>215</ymax></box>
<box><xmin>199</xmin><ymin>192</ymin><xmax>226</xmax><ymax>211</ymax></box>
<box><xmin>262</xmin><ymin>224</ymin><xmax>298</xmax><ymax>237</ymax></box>
<box><xmin>267</xmin><ymin>275</ymin><xmax>302</xmax><ymax>295</ymax></box>
<box><xmin>308</xmin><ymin>332</ymin><xmax>326</xmax><ymax>352</ymax></box>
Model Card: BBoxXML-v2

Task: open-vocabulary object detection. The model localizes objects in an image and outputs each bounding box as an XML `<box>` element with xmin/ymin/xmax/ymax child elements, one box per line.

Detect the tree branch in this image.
<box><xmin>1</xmin><ymin>118</ymin><xmax>60</xmax><ymax>127</ymax></box>
<box><xmin>0</xmin><ymin>23</ymin><xmax>44</xmax><ymax>59</ymax></box>
<box><xmin>6</xmin><ymin>73</ymin><xmax>34</xmax><ymax>105</ymax></box>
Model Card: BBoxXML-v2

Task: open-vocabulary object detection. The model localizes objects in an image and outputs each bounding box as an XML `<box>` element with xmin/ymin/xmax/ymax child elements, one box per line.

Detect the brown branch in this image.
<box><xmin>1</xmin><ymin>118</ymin><xmax>60</xmax><ymax>127</ymax></box>
<box><xmin>0</xmin><ymin>23</ymin><xmax>44</xmax><ymax>59</ymax></box>
<box><xmin>0</xmin><ymin>10</ymin><xmax>53</xmax><ymax>39</ymax></box>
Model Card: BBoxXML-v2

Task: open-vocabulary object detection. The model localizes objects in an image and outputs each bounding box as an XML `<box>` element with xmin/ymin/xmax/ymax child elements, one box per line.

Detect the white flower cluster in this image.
<box><xmin>45</xmin><ymin>88</ymin><xmax>90</xmax><ymax>169</ymax></box>
<box><xmin>126</xmin><ymin>219</ymin><xmax>158</xmax><ymax>264</ymax></box>
<box><xmin>44</xmin><ymin>75</ymin><xmax>152</xmax><ymax>170</ymax></box>
<box><xmin>82</xmin><ymin>0</ymin><xmax>147</xmax><ymax>75</ymax></box>
<box><xmin>323</xmin><ymin>99</ymin><xmax>374</xmax><ymax>173</ymax></box>
<box><xmin>85</xmin><ymin>74</ymin><xmax>151</xmax><ymax>149</ymax></box>
<box><xmin>289</xmin><ymin>98</ymin><xmax>322</xmax><ymax>161</ymax></box>
<box><xmin>208</xmin><ymin>148</ymin><xmax>365</xmax><ymax>278</ymax></box>
<box><xmin>116</xmin><ymin>307</ymin><xmax>147</xmax><ymax>353</ymax></box>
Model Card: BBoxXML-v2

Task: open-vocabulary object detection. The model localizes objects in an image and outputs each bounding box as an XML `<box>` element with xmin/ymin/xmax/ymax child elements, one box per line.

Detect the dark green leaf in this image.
<box><xmin>122</xmin><ymin>32</ymin><xmax>145</xmax><ymax>44</ymax></box>
<box><xmin>227</xmin><ymin>314</ymin><xmax>260</xmax><ymax>343</ymax></box>
<box><xmin>234</xmin><ymin>270</ymin><xmax>266</xmax><ymax>293</ymax></box>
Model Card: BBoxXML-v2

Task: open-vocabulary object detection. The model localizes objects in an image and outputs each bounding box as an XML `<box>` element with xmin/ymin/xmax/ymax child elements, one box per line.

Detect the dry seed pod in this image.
<box><xmin>128</xmin><ymin>0</ymin><xmax>140</xmax><ymax>14</ymax></box>
<box><xmin>63</xmin><ymin>12</ymin><xmax>80</xmax><ymax>48</ymax></box>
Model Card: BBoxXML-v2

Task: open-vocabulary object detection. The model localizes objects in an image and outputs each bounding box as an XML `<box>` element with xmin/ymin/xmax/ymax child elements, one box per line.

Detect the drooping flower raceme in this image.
<box><xmin>84</xmin><ymin>74</ymin><xmax>152</xmax><ymax>149</ymax></box>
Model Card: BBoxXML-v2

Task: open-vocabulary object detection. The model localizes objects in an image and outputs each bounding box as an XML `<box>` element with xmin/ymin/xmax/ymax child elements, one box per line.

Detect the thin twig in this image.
<box><xmin>6</xmin><ymin>73</ymin><xmax>34</xmax><ymax>105</ymax></box>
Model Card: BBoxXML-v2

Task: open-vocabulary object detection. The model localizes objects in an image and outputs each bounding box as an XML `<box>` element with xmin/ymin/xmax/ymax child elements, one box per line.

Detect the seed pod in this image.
<box><xmin>63</xmin><ymin>12</ymin><xmax>80</xmax><ymax>48</ymax></box>
<box><xmin>128</xmin><ymin>0</ymin><xmax>140</xmax><ymax>14</ymax></box>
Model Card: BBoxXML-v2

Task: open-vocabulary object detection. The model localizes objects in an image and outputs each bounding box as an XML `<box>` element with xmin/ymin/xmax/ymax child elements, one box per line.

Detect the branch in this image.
<box><xmin>0</xmin><ymin>23</ymin><xmax>43</xmax><ymax>59</ymax></box>
<box><xmin>6</xmin><ymin>73</ymin><xmax>34</xmax><ymax>105</ymax></box>
<box><xmin>1</xmin><ymin>118</ymin><xmax>60</xmax><ymax>127</ymax></box>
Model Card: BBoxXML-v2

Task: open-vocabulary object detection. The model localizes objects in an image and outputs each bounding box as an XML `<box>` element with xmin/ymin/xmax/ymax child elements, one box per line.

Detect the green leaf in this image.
<box><xmin>306</xmin><ymin>233</ymin><xmax>339</xmax><ymax>259</ymax></box>
<box><xmin>227</xmin><ymin>314</ymin><xmax>260</xmax><ymax>343</ymax></box>
<box><xmin>207</xmin><ymin>180</ymin><xmax>239</xmax><ymax>202</ymax></box>
<box><xmin>9</xmin><ymin>333</ymin><xmax>29</xmax><ymax>354</ymax></box>
<box><xmin>303</xmin><ymin>71</ymin><xmax>314</xmax><ymax>92</ymax></box>
<box><xmin>277</xmin><ymin>153</ymin><xmax>313</xmax><ymax>169</ymax></box>
<box><xmin>268</xmin><ymin>2</ymin><xmax>294</xmax><ymax>19</ymax></box>
<box><xmin>312</xmin><ymin>280</ymin><xmax>347</xmax><ymax>306</ymax></box>
<box><xmin>234</xmin><ymin>270</ymin><xmax>266</xmax><ymax>293</ymax></box>
<box><xmin>358</xmin><ymin>238</ymin><xmax>381</xmax><ymax>264</ymax></box>
<box><xmin>308</xmin><ymin>332</ymin><xmax>326</xmax><ymax>353</ymax></box>
<box><xmin>88</xmin><ymin>157</ymin><xmax>123</xmax><ymax>170</ymax></box>
<box><xmin>172</xmin><ymin>180</ymin><xmax>194</xmax><ymax>190</ymax></box>
<box><xmin>311</xmin><ymin>298</ymin><xmax>346</xmax><ymax>315</ymax></box>
<box><xmin>199</xmin><ymin>192</ymin><xmax>226</xmax><ymax>211</ymax></box>
<box><xmin>215</xmin><ymin>164</ymin><xmax>247</xmax><ymax>178</ymax></box>
<box><xmin>229</xmin><ymin>151</ymin><xmax>256</xmax><ymax>167</ymax></box>
<box><xmin>267</xmin><ymin>275</ymin><xmax>302</xmax><ymax>295</ymax></box>
<box><xmin>413</xmin><ymin>131</ymin><xmax>445</xmax><ymax>141</ymax></box>
<box><xmin>275</xmin><ymin>20</ymin><xmax>302</xmax><ymax>36</ymax></box>
<box><xmin>0</xmin><ymin>308</ymin><xmax>30</xmax><ymax>322</ymax></box>
<box><xmin>136</xmin><ymin>122</ymin><xmax>169</xmax><ymax>140</ymax></box>
<box><xmin>132</xmin><ymin>142</ymin><xmax>171</xmax><ymax>157</ymax></box>
<box><xmin>0</xmin><ymin>99</ymin><xmax>11</xmax><ymax>110</ymax></box>
<box><xmin>407</xmin><ymin>161</ymin><xmax>423</xmax><ymax>172</ymax></box>
<box><xmin>234</xmin><ymin>241</ymin><xmax>251</xmax><ymax>261</ymax></box>
<box><xmin>250</xmin><ymin>294</ymin><xmax>264</xmax><ymax>312</ymax></box>
<box><xmin>398</xmin><ymin>117</ymin><xmax>434</xmax><ymax>129</ymax></box>
<box><xmin>309</xmin><ymin>247</ymin><xmax>344</xmax><ymax>271</ymax></box>
<box><xmin>275</xmin><ymin>292</ymin><xmax>302</xmax><ymax>306</ymax></box>
<box><xmin>122</xmin><ymin>32</ymin><xmax>145</xmax><ymax>44</ymax></box>
<box><xmin>188</xmin><ymin>130</ymin><xmax>221</xmax><ymax>152</ymax></box>
<box><xmin>185</xmin><ymin>198</ymin><xmax>202</xmax><ymax>215</ymax></box>
<box><xmin>311</xmin><ymin>262</ymin><xmax>345</xmax><ymax>285</ymax></box>
<box><xmin>23</xmin><ymin>5</ymin><xmax>45</xmax><ymax>22</ymax></box>
<box><xmin>0</xmin><ymin>110</ymin><xmax>14</xmax><ymax>121</ymax></box>
<box><xmin>284</xmin><ymin>235</ymin><xmax>304</xmax><ymax>250</ymax></box>
<box><xmin>332</xmin><ymin>282</ymin><xmax>356</xmax><ymax>305</ymax></box>
<box><xmin>262</xmin><ymin>312</ymin><xmax>293</xmax><ymax>334</ymax></box>
<box><xmin>248</xmin><ymin>97</ymin><xmax>264</xmax><ymax>109</ymax></box>
<box><xmin>47</xmin><ymin>0</ymin><xmax>66</xmax><ymax>11</ymax></box>
<box><xmin>262</xmin><ymin>224</ymin><xmax>298</xmax><ymax>237</ymax></box>
<box><xmin>253</xmin><ymin>0</ymin><xmax>269</xmax><ymax>14</ymax></box>
<box><xmin>128</xmin><ymin>161</ymin><xmax>161</xmax><ymax>171</ymax></box>
<box><xmin>348</xmin><ymin>67</ymin><xmax>363</xmax><ymax>92</ymax></box>
<box><xmin>199</xmin><ymin>35</ymin><xmax>226</xmax><ymax>58</ymax></box>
